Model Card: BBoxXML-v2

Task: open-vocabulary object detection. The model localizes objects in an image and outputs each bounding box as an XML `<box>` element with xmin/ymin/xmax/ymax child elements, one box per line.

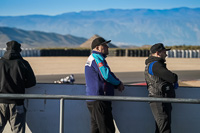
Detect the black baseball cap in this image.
<box><xmin>150</xmin><ymin>43</ymin><xmax>171</xmax><ymax>53</ymax></box>
<box><xmin>91</xmin><ymin>37</ymin><xmax>111</xmax><ymax>49</ymax></box>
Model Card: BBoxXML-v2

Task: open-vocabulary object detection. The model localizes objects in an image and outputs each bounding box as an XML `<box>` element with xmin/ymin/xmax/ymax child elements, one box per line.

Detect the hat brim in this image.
<box><xmin>99</xmin><ymin>40</ymin><xmax>111</xmax><ymax>46</ymax></box>
<box><xmin>165</xmin><ymin>48</ymin><xmax>171</xmax><ymax>51</ymax></box>
<box><xmin>106</xmin><ymin>40</ymin><xmax>111</xmax><ymax>43</ymax></box>
<box><xmin>102</xmin><ymin>40</ymin><xmax>111</xmax><ymax>45</ymax></box>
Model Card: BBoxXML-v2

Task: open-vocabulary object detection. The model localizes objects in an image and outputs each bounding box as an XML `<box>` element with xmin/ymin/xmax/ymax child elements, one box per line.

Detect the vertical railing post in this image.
<box><xmin>59</xmin><ymin>98</ymin><xmax>64</xmax><ymax>133</ymax></box>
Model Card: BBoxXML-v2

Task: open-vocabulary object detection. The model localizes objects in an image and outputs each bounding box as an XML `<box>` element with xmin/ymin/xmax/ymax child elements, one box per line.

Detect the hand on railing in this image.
<box><xmin>174</xmin><ymin>82</ymin><xmax>179</xmax><ymax>89</ymax></box>
<box><xmin>117</xmin><ymin>82</ymin><xmax>125</xmax><ymax>92</ymax></box>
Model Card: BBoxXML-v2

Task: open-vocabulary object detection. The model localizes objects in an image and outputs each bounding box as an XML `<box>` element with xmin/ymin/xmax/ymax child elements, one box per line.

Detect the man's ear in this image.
<box><xmin>156</xmin><ymin>51</ymin><xmax>160</xmax><ymax>57</ymax></box>
<box><xmin>96</xmin><ymin>46</ymin><xmax>99</xmax><ymax>50</ymax></box>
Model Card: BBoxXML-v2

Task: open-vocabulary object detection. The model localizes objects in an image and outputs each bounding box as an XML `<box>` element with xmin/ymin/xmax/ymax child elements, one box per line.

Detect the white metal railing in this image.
<box><xmin>0</xmin><ymin>94</ymin><xmax>200</xmax><ymax>133</ymax></box>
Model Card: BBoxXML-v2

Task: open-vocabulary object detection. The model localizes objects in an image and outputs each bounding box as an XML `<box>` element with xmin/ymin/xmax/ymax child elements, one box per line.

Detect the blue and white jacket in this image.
<box><xmin>85</xmin><ymin>51</ymin><xmax>121</xmax><ymax>98</ymax></box>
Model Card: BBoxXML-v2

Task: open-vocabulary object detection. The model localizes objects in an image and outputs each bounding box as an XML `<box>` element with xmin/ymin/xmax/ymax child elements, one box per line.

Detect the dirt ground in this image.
<box><xmin>24</xmin><ymin>57</ymin><xmax>200</xmax><ymax>87</ymax></box>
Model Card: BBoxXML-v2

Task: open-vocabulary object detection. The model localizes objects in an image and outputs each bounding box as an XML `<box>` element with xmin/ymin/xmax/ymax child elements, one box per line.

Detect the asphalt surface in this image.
<box><xmin>36</xmin><ymin>70</ymin><xmax>200</xmax><ymax>85</ymax></box>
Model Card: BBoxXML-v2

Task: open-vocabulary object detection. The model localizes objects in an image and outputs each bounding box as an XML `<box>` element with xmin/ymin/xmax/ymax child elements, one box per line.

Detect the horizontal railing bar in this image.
<box><xmin>0</xmin><ymin>94</ymin><xmax>200</xmax><ymax>104</ymax></box>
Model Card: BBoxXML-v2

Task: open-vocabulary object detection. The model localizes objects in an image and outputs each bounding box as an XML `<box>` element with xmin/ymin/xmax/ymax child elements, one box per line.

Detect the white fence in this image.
<box><xmin>0</xmin><ymin>48</ymin><xmax>40</xmax><ymax>57</ymax></box>
<box><xmin>0</xmin><ymin>48</ymin><xmax>200</xmax><ymax>58</ymax></box>
<box><xmin>167</xmin><ymin>50</ymin><xmax>200</xmax><ymax>58</ymax></box>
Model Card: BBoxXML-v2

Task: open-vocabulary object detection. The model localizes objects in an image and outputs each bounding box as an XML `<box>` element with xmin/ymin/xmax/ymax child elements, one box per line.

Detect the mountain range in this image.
<box><xmin>0</xmin><ymin>27</ymin><xmax>87</xmax><ymax>48</ymax></box>
<box><xmin>0</xmin><ymin>7</ymin><xmax>200</xmax><ymax>47</ymax></box>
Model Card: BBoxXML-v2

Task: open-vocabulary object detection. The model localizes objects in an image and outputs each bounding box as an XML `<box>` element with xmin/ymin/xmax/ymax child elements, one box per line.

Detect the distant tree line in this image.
<box><xmin>38</xmin><ymin>46</ymin><xmax>200</xmax><ymax>57</ymax></box>
<box><xmin>165</xmin><ymin>45</ymin><xmax>200</xmax><ymax>50</ymax></box>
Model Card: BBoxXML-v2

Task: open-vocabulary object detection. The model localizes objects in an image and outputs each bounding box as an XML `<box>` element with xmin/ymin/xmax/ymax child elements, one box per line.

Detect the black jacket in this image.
<box><xmin>145</xmin><ymin>56</ymin><xmax>178</xmax><ymax>97</ymax></box>
<box><xmin>0</xmin><ymin>50</ymin><xmax>36</xmax><ymax>105</ymax></box>
<box><xmin>145</xmin><ymin>56</ymin><xmax>178</xmax><ymax>83</ymax></box>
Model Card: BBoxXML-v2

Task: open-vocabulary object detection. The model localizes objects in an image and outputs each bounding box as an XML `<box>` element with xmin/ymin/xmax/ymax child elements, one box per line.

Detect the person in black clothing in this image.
<box><xmin>0</xmin><ymin>40</ymin><xmax>36</xmax><ymax>133</ymax></box>
<box><xmin>144</xmin><ymin>43</ymin><xmax>178</xmax><ymax>133</ymax></box>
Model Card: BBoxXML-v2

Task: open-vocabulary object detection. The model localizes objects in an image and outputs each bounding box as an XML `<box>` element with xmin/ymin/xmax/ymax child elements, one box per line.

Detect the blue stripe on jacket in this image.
<box><xmin>85</xmin><ymin>51</ymin><xmax>120</xmax><ymax>99</ymax></box>
<box><xmin>148</xmin><ymin>61</ymin><xmax>158</xmax><ymax>75</ymax></box>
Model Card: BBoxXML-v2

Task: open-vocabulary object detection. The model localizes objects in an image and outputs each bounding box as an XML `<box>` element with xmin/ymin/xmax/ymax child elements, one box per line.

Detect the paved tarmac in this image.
<box><xmin>36</xmin><ymin>70</ymin><xmax>200</xmax><ymax>85</ymax></box>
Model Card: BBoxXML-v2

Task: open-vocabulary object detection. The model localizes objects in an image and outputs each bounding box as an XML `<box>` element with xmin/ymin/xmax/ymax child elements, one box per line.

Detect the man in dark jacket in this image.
<box><xmin>144</xmin><ymin>43</ymin><xmax>178</xmax><ymax>133</ymax></box>
<box><xmin>0</xmin><ymin>40</ymin><xmax>36</xmax><ymax>133</ymax></box>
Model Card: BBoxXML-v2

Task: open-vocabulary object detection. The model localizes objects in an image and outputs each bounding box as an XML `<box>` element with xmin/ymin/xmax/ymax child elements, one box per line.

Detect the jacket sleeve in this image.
<box><xmin>92</xmin><ymin>54</ymin><xmax>121</xmax><ymax>86</ymax></box>
<box><xmin>22</xmin><ymin>60</ymin><xmax>36</xmax><ymax>88</ymax></box>
<box><xmin>153</xmin><ymin>62</ymin><xmax>178</xmax><ymax>83</ymax></box>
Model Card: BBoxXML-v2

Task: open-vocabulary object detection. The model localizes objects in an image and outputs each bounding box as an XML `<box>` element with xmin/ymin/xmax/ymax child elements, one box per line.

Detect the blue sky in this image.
<box><xmin>0</xmin><ymin>0</ymin><xmax>200</xmax><ymax>16</ymax></box>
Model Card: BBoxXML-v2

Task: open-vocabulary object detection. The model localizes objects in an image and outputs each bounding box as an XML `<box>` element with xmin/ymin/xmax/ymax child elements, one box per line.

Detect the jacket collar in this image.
<box><xmin>145</xmin><ymin>56</ymin><xmax>165</xmax><ymax>65</ymax></box>
<box><xmin>92</xmin><ymin>50</ymin><xmax>107</xmax><ymax>58</ymax></box>
<box><xmin>2</xmin><ymin>50</ymin><xmax>22</xmax><ymax>60</ymax></box>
